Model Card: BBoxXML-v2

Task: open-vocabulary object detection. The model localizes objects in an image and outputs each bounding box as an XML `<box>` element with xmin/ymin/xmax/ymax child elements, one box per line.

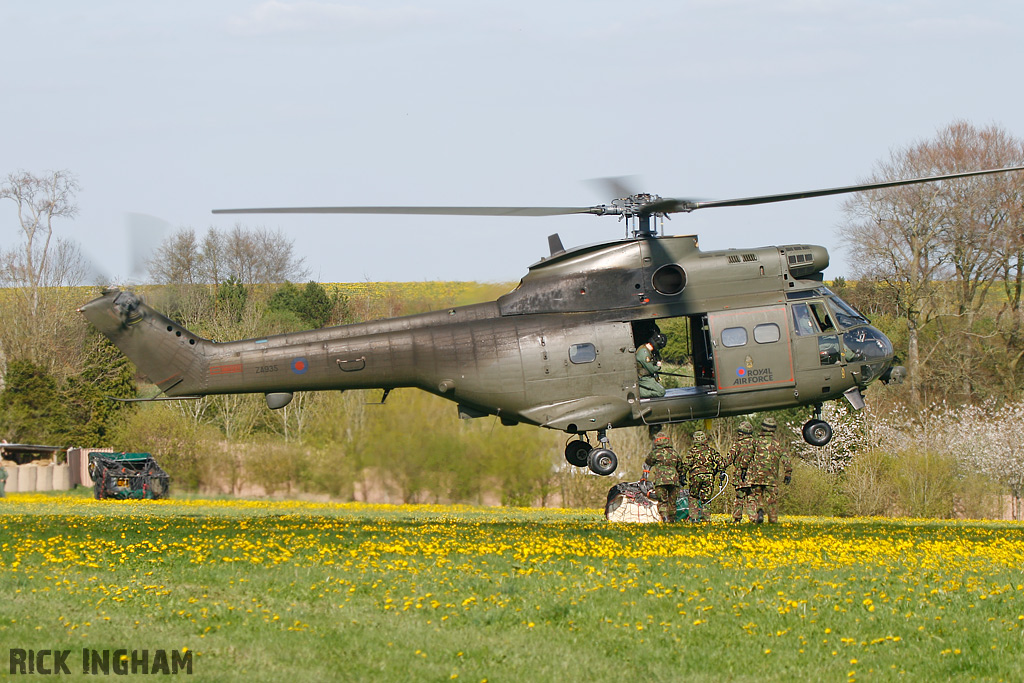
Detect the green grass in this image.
<box><xmin>2</xmin><ymin>492</ymin><xmax>1023</xmax><ymax>681</ymax></box>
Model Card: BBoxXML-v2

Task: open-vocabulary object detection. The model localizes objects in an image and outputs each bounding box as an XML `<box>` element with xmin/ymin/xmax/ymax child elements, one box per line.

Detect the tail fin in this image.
<box><xmin>79</xmin><ymin>290</ymin><xmax>210</xmax><ymax>396</ymax></box>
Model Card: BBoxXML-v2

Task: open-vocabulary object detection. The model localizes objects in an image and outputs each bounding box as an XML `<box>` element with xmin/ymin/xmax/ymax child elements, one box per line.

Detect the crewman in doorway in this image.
<box><xmin>636</xmin><ymin>333</ymin><xmax>667</xmax><ymax>398</ymax></box>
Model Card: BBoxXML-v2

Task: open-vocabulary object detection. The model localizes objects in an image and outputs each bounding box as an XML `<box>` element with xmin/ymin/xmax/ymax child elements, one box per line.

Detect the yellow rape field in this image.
<box><xmin>1</xmin><ymin>493</ymin><xmax>1023</xmax><ymax>681</ymax></box>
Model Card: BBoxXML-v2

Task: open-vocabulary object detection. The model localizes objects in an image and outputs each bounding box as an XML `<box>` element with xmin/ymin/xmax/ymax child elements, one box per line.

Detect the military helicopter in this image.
<box><xmin>80</xmin><ymin>166</ymin><xmax>1024</xmax><ymax>476</ymax></box>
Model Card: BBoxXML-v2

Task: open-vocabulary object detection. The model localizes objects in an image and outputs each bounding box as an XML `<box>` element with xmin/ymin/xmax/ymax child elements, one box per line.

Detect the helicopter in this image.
<box><xmin>79</xmin><ymin>166</ymin><xmax>1024</xmax><ymax>477</ymax></box>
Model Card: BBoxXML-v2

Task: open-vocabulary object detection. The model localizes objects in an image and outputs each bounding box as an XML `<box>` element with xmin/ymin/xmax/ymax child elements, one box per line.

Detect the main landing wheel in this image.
<box><xmin>564</xmin><ymin>439</ymin><xmax>592</xmax><ymax>468</ymax></box>
<box><xmin>587</xmin><ymin>448</ymin><xmax>618</xmax><ymax>476</ymax></box>
<box><xmin>802</xmin><ymin>419</ymin><xmax>833</xmax><ymax>447</ymax></box>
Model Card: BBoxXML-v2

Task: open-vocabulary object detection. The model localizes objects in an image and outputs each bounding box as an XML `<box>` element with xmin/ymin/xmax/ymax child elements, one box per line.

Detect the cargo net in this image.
<box><xmin>91</xmin><ymin>455</ymin><xmax>170</xmax><ymax>500</ymax></box>
<box><xmin>605</xmin><ymin>480</ymin><xmax>690</xmax><ymax>523</ymax></box>
<box><xmin>605</xmin><ymin>480</ymin><xmax>660</xmax><ymax>523</ymax></box>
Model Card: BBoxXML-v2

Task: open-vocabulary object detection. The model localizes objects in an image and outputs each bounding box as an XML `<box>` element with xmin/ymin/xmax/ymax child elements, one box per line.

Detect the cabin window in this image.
<box><xmin>818</xmin><ymin>334</ymin><xmax>841</xmax><ymax>366</ymax></box>
<box><xmin>792</xmin><ymin>303</ymin><xmax>818</xmax><ymax>336</ymax></box>
<box><xmin>753</xmin><ymin>323</ymin><xmax>781</xmax><ymax>344</ymax></box>
<box><xmin>721</xmin><ymin>327</ymin><xmax>748</xmax><ymax>348</ymax></box>
<box><xmin>569</xmin><ymin>343</ymin><xmax>597</xmax><ymax>364</ymax></box>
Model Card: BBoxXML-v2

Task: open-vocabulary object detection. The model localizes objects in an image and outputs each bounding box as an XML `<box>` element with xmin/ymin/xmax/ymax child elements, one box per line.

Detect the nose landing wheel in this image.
<box><xmin>802</xmin><ymin>418</ymin><xmax>833</xmax><ymax>447</ymax></box>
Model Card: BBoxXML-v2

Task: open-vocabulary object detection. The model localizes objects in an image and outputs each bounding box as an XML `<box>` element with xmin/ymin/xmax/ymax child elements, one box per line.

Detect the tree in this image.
<box><xmin>840</xmin><ymin>121</ymin><xmax>1024</xmax><ymax>404</ymax></box>
<box><xmin>62</xmin><ymin>331</ymin><xmax>137</xmax><ymax>446</ymax></box>
<box><xmin>948</xmin><ymin>401</ymin><xmax>1024</xmax><ymax>520</ymax></box>
<box><xmin>0</xmin><ymin>170</ymin><xmax>80</xmax><ymax>317</ymax></box>
<box><xmin>148</xmin><ymin>227</ymin><xmax>201</xmax><ymax>285</ymax></box>
<box><xmin>267</xmin><ymin>280</ymin><xmax>340</xmax><ymax>329</ymax></box>
<box><xmin>0</xmin><ymin>360</ymin><xmax>67</xmax><ymax>443</ymax></box>
<box><xmin>217</xmin><ymin>276</ymin><xmax>248</xmax><ymax>323</ymax></box>
<box><xmin>0</xmin><ymin>170</ymin><xmax>89</xmax><ymax>374</ymax></box>
<box><xmin>300</xmin><ymin>281</ymin><xmax>333</xmax><ymax>328</ymax></box>
<box><xmin>149</xmin><ymin>224</ymin><xmax>308</xmax><ymax>288</ymax></box>
<box><xmin>223</xmin><ymin>223</ymin><xmax>308</xmax><ymax>285</ymax></box>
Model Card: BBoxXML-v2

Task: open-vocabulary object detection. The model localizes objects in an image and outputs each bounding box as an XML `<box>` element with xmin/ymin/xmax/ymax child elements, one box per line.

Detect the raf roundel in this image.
<box><xmin>735</xmin><ymin>367</ymin><xmax>747</xmax><ymax>378</ymax></box>
<box><xmin>291</xmin><ymin>357</ymin><xmax>309</xmax><ymax>374</ymax></box>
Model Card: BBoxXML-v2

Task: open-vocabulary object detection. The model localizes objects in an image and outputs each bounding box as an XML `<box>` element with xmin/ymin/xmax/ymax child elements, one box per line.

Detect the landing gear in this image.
<box><xmin>801</xmin><ymin>404</ymin><xmax>834</xmax><ymax>447</ymax></box>
<box><xmin>564</xmin><ymin>439</ymin><xmax>591</xmax><ymax>468</ymax></box>
<box><xmin>587</xmin><ymin>448</ymin><xmax>618</xmax><ymax>476</ymax></box>
<box><xmin>563</xmin><ymin>431</ymin><xmax>619</xmax><ymax>476</ymax></box>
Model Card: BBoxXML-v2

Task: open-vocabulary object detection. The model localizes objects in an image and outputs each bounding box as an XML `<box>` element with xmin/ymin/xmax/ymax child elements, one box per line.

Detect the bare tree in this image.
<box><xmin>222</xmin><ymin>223</ymin><xmax>307</xmax><ymax>285</ymax></box>
<box><xmin>148</xmin><ymin>227</ymin><xmax>201</xmax><ymax>285</ymax></box>
<box><xmin>840</xmin><ymin>121</ymin><xmax>1024</xmax><ymax>404</ymax></box>
<box><xmin>0</xmin><ymin>170</ymin><xmax>80</xmax><ymax>315</ymax></box>
<box><xmin>841</xmin><ymin>146</ymin><xmax>952</xmax><ymax>405</ymax></box>
<box><xmin>930</xmin><ymin>122</ymin><xmax>1024</xmax><ymax>321</ymax></box>
<box><xmin>0</xmin><ymin>238</ymin><xmax>91</xmax><ymax>375</ymax></box>
<box><xmin>149</xmin><ymin>223</ymin><xmax>307</xmax><ymax>287</ymax></box>
<box><xmin>199</xmin><ymin>227</ymin><xmax>225</xmax><ymax>287</ymax></box>
<box><xmin>0</xmin><ymin>169</ymin><xmax>89</xmax><ymax>374</ymax></box>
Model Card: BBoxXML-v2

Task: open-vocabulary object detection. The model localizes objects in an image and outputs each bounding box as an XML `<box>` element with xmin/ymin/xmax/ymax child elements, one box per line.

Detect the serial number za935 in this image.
<box><xmin>255</xmin><ymin>365</ymin><xmax>279</xmax><ymax>373</ymax></box>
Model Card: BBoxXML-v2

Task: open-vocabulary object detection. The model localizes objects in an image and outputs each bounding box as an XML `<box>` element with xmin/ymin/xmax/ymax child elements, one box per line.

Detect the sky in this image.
<box><xmin>2</xmin><ymin>0</ymin><xmax>1023</xmax><ymax>284</ymax></box>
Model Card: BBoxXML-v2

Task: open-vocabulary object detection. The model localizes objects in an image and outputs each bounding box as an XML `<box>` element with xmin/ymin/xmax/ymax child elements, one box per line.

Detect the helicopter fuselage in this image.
<box><xmin>80</xmin><ymin>234</ymin><xmax>895</xmax><ymax>442</ymax></box>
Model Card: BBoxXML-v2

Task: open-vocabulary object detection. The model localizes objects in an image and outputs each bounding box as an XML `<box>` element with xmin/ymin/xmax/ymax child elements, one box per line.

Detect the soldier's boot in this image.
<box><xmin>755</xmin><ymin>509</ymin><xmax>764</xmax><ymax>524</ymax></box>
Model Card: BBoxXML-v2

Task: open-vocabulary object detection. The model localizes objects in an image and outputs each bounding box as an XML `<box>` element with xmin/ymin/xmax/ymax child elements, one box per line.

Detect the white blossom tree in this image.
<box><xmin>786</xmin><ymin>402</ymin><xmax>867</xmax><ymax>473</ymax></box>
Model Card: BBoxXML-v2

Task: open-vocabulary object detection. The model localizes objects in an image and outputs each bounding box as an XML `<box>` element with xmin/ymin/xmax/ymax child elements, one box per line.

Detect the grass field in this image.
<box><xmin>2</xmin><ymin>492</ymin><xmax>1023</xmax><ymax>682</ymax></box>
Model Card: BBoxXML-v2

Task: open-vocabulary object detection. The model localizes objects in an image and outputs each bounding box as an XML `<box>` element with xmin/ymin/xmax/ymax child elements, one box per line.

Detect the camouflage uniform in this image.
<box><xmin>740</xmin><ymin>418</ymin><xmax>792</xmax><ymax>523</ymax></box>
<box><xmin>685</xmin><ymin>431</ymin><xmax>723</xmax><ymax>522</ymax></box>
<box><xmin>725</xmin><ymin>422</ymin><xmax>756</xmax><ymax>522</ymax></box>
<box><xmin>0</xmin><ymin>464</ymin><xmax>6</xmax><ymax>497</ymax></box>
<box><xmin>644</xmin><ymin>433</ymin><xmax>686</xmax><ymax>522</ymax></box>
<box><xmin>636</xmin><ymin>336</ymin><xmax>666</xmax><ymax>398</ymax></box>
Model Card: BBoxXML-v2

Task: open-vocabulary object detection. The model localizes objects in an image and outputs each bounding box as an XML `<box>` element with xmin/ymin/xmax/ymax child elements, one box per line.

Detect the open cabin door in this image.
<box><xmin>707</xmin><ymin>306</ymin><xmax>795</xmax><ymax>393</ymax></box>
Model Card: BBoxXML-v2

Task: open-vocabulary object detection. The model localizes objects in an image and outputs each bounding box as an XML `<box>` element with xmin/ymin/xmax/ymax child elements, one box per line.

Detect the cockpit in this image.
<box><xmin>787</xmin><ymin>287</ymin><xmax>895</xmax><ymax>386</ymax></box>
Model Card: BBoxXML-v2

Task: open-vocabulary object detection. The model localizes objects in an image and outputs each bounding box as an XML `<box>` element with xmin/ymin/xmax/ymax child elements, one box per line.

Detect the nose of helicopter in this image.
<box><xmin>843</xmin><ymin>325</ymin><xmax>899</xmax><ymax>387</ymax></box>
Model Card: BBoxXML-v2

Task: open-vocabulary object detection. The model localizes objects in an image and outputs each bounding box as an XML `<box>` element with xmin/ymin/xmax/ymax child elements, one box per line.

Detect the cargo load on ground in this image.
<box><xmin>89</xmin><ymin>452</ymin><xmax>170</xmax><ymax>500</ymax></box>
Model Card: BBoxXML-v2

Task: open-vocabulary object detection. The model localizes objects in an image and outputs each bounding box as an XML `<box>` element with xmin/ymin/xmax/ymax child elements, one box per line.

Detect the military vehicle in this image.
<box><xmin>79</xmin><ymin>166</ymin><xmax>1024</xmax><ymax>477</ymax></box>
<box><xmin>89</xmin><ymin>452</ymin><xmax>170</xmax><ymax>500</ymax></box>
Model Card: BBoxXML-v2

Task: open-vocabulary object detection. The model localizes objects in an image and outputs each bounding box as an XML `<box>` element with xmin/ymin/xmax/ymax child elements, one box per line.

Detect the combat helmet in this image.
<box><xmin>738</xmin><ymin>421</ymin><xmax>754</xmax><ymax>435</ymax></box>
<box><xmin>651</xmin><ymin>333</ymin><xmax>667</xmax><ymax>350</ymax></box>
<box><xmin>760</xmin><ymin>416</ymin><xmax>777</xmax><ymax>432</ymax></box>
<box><xmin>692</xmin><ymin>430</ymin><xmax>708</xmax><ymax>444</ymax></box>
<box><xmin>653</xmin><ymin>432</ymin><xmax>671</xmax><ymax>447</ymax></box>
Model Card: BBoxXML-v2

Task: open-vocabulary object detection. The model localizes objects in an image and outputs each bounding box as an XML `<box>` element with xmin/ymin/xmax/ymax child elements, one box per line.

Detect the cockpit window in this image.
<box><xmin>809</xmin><ymin>301</ymin><xmax>835</xmax><ymax>333</ymax></box>
<box><xmin>827</xmin><ymin>296</ymin><xmax>868</xmax><ymax>329</ymax></box>
<box><xmin>792</xmin><ymin>303</ymin><xmax>818</xmax><ymax>336</ymax></box>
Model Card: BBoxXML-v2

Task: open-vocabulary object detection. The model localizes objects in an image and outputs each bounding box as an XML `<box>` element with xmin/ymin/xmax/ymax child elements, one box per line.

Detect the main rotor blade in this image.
<box><xmin>648</xmin><ymin>165</ymin><xmax>1024</xmax><ymax>214</ymax></box>
<box><xmin>213</xmin><ymin>206</ymin><xmax>599</xmax><ymax>217</ymax></box>
<box><xmin>586</xmin><ymin>175</ymin><xmax>640</xmax><ymax>200</ymax></box>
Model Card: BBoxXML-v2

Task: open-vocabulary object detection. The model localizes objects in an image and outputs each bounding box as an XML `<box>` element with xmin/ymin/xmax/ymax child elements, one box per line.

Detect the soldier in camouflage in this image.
<box><xmin>644</xmin><ymin>431</ymin><xmax>686</xmax><ymax>522</ymax></box>
<box><xmin>739</xmin><ymin>417</ymin><xmax>792</xmax><ymax>523</ymax></box>
<box><xmin>725</xmin><ymin>421</ymin><xmax>756</xmax><ymax>522</ymax></box>
<box><xmin>685</xmin><ymin>430</ymin><xmax>724</xmax><ymax>523</ymax></box>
